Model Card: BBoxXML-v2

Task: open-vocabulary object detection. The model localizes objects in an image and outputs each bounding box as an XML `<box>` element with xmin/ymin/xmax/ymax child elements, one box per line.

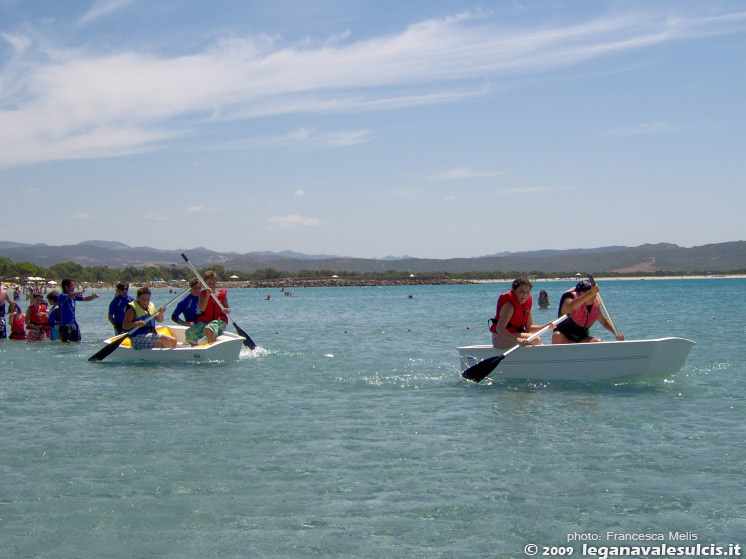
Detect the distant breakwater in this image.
<box><xmin>220</xmin><ymin>277</ymin><xmax>475</xmax><ymax>289</ymax></box>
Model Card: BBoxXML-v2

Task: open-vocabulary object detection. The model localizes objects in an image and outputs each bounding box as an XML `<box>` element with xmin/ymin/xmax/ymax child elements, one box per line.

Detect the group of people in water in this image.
<box><xmin>489</xmin><ymin>277</ymin><xmax>624</xmax><ymax>349</ymax></box>
<box><xmin>3</xmin><ymin>272</ymin><xmax>619</xmax><ymax>350</ymax></box>
<box><xmin>0</xmin><ymin>278</ymin><xmax>99</xmax><ymax>342</ymax></box>
<box><xmin>0</xmin><ymin>271</ymin><xmax>230</xmax><ymax>350</ymax></box>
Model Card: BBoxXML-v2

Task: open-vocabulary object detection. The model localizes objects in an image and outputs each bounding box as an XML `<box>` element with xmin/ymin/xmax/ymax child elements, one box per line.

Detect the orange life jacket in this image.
<box><xmin>198</xmin><ymin>289</ymin><xmax>228</xmax><ymax>323</ymax></box>
<box><xmin>489</xmin><ymin>290</ymin><xmax>532</xmax><ymax>333</ymax></box>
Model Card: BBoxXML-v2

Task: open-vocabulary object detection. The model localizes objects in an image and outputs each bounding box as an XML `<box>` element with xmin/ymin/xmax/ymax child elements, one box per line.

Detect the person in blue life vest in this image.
<box><xmin>45</xmin><ymin>291</ymin><xmax>59</xmax><ymax>341</ymax></box>
<box><xmin>489</xmin><ymin>277</ymin><xmax>553</xmax><ymax>349</ymax></box>
<box><xmin>107</xmin><ymin>282</ymin><xmax>133</xmax><ymax>334</ymax></box>
<box><xmin>552</xmin><ymin>279</ymin><xmax>624</xmax><ymax>344</ymax></box>
<box><xmin>170</xmin><ymin>278</ymin><xmax>202</xmax><ymax>326</ymax></box>
<box><xmin>121</xmin><ymin>287</ymin><xmax>177</xmax><ymax>350</ymax></box>
<box><xmin>58</xmin><ymin>278</ymin><xmax>99</xmax><ymax>342</ymax></box>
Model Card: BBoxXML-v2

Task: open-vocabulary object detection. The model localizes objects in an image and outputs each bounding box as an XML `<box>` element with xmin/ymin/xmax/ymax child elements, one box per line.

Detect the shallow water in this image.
<box><xmin>1</xmin><ymin>279</ymin><xmax>744</xmax><ymax>558</ymax></box>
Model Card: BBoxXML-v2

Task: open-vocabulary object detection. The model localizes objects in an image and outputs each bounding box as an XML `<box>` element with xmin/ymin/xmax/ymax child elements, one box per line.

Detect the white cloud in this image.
<box><xmin>186</xmin><ymin>205</ymin><xmax>205</xmax><ymax>212</ymax></box>
<box><xmin>144</xmin><ymin>213</ymin><xmax>170</xmax><ymax>221</ymax></box>
<box><xmin>294</xmin><ymin>190</ymin><xmax>305</xmax><ymax>197</ymax></box>
<box><xmin>79</xmin><ymin>0</ymin><xmax>136</xmax><ymax>25</ymax></box>
<box><xmin>604</xmin><ymin>121</ymin><xmax>686</xmax><ymax>135</ymax></box>
<box><xmin>496</xmin><ymin>186</ymin><xmax>567</xmax><ymax>194</ymax></box>
<box><xmin>266</xmin><ymin>214</ymin><xmax>321</xmax><ymax>228</ymax></box>
<box><xmin>1</xmin><ymin>32</ymin><xmax>32</xmax><ymax>53</ymax></box>
<box><xmin>74</xmin><ymin>213</ymin><xmax>92</xmax><ymax>220</ymax></box>
<box><xmin>429</xmin><ymin>168</ymin><xmax>502</xmax><ymax>180</ymax></box>
<box><xmin>2</xmin><ymin>8</ymin><xmax>745</xmax><ymax>167</ymax></box>
<box><xmin>211</xmin><ymin>127</ymin><xmax>371</xmax><ymax>153</ymax></box>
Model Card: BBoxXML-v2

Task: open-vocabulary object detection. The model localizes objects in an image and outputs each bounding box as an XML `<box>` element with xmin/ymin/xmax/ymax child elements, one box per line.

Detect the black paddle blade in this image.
<box><xmin>232</xmin><ymin>322</ymin><xmax>256</xmax><ymax>349</ymax></box>
<box><xmin>461</xmin><ymin>354</ymin><xmax>505</xmax><ymax>383</ymax></box>
<box><xmin>88</xmin><ymin>334</ymin><xmax>127</xmax><ymax>362</ymax></box>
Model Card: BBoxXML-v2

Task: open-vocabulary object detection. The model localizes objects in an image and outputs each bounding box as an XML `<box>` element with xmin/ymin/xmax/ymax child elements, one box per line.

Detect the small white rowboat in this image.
<box><xmin>101</xmin><ymin>325</ymin><xmax>244</xmax><ymax>362</ymax></box>
<box><xmin>458</xmin><ymin>337</ymin><xmax>695</xmax><ymax>381</ymax></box>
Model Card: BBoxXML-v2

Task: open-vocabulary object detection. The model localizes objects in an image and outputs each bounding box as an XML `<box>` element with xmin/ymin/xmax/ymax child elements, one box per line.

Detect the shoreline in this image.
<box><xmin>472</xmin><ymin>274</ymin><xmax>746</xmax><ymax>283</ymax></box>
<box><xmin>6</xmin><ymin>274</ymin><xmax>743</xmax><ymax>293</ymax></box>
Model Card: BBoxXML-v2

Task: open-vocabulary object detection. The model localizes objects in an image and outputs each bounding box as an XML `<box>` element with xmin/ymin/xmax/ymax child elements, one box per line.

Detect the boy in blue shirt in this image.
<box><xmin>171</xmin><ymin>278</ymin><xmax>202</xmax><ymax>326</ymax></box>
<box><xmin>58</xmin><ymin>278</ymin><xmax>99</xmax><ymax>342</ymax></box>
<box><xmin>45</xmin><ymin>291</ymin><xmax>59</xmax><ymax>341</ymax></box>
<box><xmin>107</xmin><ymin>282</ymin><xmax>133</xmax><ymax>334</ymax></box>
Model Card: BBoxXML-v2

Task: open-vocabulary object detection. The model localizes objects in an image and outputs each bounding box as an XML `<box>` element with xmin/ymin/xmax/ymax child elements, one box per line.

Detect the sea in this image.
<box><xmin>1</xmin><ymin>278</ymin><xmax>744</xmax><ymax>559</ymax></box>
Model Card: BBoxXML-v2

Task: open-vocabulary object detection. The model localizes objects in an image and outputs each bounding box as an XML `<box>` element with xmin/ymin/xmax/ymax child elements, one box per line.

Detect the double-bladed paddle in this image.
<box><xmin>461</xmin><ymin>313</ymin><xmax>571</xmax><ymax>383</ymax></box>
<box><xmin>88</xmin><ymin>287</ymin><xmax>190</xmax><ymax>362</ymax></box>
<box><xmin>181</xmin><ymin>253</ymin><xmax>257</xmax><ymax>350</ymax></box>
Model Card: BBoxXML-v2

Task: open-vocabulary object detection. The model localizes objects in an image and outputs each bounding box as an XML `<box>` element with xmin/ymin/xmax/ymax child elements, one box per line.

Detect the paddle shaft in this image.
<box><xmin>588</xmin><ymin>275</ymin><xmax>618</xmax><ymax>337</ymax></box>
<box><xmin>502</xmin><ymin>315</ymin><xmax>567</xmax><ymax>359</ymax></box>
<box><xmin>181</xmin><ymin>253</ymin><xmax>256</xmax><ymax>349</ymax></box>
<box><xmin>461</xmin><ymin>313</ymin><xmax>570</xmax><ymax>382</ymax></box>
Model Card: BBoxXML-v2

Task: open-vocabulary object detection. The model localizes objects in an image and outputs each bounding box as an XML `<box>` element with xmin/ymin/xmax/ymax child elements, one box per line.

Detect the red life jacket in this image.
<box><xmin>10</xmin><ymin>312</ymin><xmax>26</xmax><ymax>339</ymax></box>
<box><xmin>489</xmin><ymin>290</ymin><xmax>532</xmax><ymax>333</ymax></box>
<box><xmin>560</xmin><ymin>289</ymin><xmax>601</xmax><ymax>328</ymax></box>
<box><xmin>28</xmin><ymin>303</ymin><xmax>48</xmax><ymax>331</ymax></box>
<box><xmin>198</xmin><ymin>289</ymin><xmax>228</xmax><ymax>323</ymax></box>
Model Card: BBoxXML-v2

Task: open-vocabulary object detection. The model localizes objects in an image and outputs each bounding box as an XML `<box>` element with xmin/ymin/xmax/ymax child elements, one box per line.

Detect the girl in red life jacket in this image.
<box><xmin>8</xmin><ymin>303</ymin><xmax>27</xmax><ymax>340</ymax></box>
<box><xmin>25</xmin><ymin>292</ymin><xmax>48</xmax><ymax>342</ymax></box>
<box><xmin>489</xmin><ymin>277</ymin><xmax>553</xmax><ymax>349</ymax></box>
<box><xmin>552</xmin><ymin>280</ymin><xmax>624</xmax><ymax>344</ymax></box>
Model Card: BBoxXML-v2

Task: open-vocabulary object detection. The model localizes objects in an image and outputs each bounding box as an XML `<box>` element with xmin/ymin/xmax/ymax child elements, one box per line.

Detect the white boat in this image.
<box><xmin>101</xmin><ymin>325</ymin><xmax>244</xmax><ymax>362</ymax></box>
<box><xmin>458</xmin><ymin>337</ymin><xmax>695</xmax><ymax>381</ymax></box>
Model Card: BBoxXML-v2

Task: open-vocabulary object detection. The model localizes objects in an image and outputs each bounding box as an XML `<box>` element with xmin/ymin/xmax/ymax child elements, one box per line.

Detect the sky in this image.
<box><xmin>1</xmin><ymin>0</ymin><xmax>745</xmax><ymax>259</ymax></box>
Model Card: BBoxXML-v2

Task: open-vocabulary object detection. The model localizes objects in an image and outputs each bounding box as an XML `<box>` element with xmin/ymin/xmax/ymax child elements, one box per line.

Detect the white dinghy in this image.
<box><xmin>100</xmin><ymin>325</ymin><xmax>244</xmax><ymax>363</ymax></box>
<box><xmin>459</xmin><ymin>337</ymin><xmax>695</xmax><ymax>382</ymax></box>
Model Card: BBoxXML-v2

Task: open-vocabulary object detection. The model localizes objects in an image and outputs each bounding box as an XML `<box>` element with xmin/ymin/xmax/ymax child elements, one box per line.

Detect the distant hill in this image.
<box><xmin>1</xmin><ymin>240</ymin><xmax>745</xmax><ymax>274</ymax></box>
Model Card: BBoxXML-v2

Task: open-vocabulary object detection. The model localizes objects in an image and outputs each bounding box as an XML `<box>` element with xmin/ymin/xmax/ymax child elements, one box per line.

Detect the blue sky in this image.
<box><xmin>1</xmin><ymin>0</ymin><xmax>745</xmax><ymax>259</ymax></box>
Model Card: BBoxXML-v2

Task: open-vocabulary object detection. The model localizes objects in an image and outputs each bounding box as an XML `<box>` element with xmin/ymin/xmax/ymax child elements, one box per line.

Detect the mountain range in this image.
<box><xmin>1</xmin><ymin>240</ymin><xmax>745</xmax><ymax>274</ymax></box>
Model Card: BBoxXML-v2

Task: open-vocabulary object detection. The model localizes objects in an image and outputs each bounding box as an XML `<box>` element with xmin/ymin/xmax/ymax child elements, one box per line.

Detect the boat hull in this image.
<box><xmin>458</xmin><ymin>337</ymin><xmax>695</xmax><ymax>381</ymax></box>
<box><xmin>101</xmin><ymin>325</ymin><xmax>244</xmax><ymax>362</ymax></box>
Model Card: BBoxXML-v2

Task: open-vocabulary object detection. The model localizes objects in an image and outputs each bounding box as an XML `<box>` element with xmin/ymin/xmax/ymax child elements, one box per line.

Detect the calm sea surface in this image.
<box><xmin>1</xmin><ymin>279</ymin><xmax>744</xmax><ymax>558</ymax></box>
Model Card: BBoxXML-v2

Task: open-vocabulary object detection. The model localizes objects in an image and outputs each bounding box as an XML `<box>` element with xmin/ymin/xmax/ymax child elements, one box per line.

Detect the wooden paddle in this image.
<box><xmin>181</xmin><ymin>253</ymin><xmax>257</xmax><ymax>349</ymax></box>
<box><xmin>588</xmin><ymin>275</ymin><xmax>619</xmax><ymax>338</ymax></box>
<box><xmin>461</xmin><ymin>313</ymin><xmax>571</xmax><ymax>383</ymax></box>
<box><xmin>88</xmin><ymin>287</ymin><xmax>190</xmax><ymax>362</ymax></box>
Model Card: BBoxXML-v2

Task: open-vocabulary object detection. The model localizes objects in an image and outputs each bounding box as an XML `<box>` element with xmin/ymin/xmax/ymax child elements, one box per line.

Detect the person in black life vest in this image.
<box><xmin>489</xmin><ymin>277</ymin><xmax>553</xmax><ymax>350</ymax></box>
<box><xmin>552</xmin><ymin>279</ymin><xmax>624</xmax><ymax>344</ymax></box>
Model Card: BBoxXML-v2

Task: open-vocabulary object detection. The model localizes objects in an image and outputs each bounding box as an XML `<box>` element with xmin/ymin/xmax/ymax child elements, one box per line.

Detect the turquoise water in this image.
<box><xmin>1</xmin><ymin>279</ymin><xmax>744</xmax><ymax>558</ymax></box>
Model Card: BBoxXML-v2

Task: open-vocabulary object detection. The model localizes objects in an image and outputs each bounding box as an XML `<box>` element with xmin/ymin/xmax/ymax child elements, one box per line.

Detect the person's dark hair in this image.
<box><xmin>575</xmin><ymin>279</ymin><xmax>593</xmax><ymax>292</ymax></box>
<box><xmin>136</xmin><ymin>287</ymin><xmax>151</xmax><ymax>298</ymax></box>
<box><xmin>512</xmin><ymin>277</ymin><xmax>533</xmax><ymax>290</ymax></box>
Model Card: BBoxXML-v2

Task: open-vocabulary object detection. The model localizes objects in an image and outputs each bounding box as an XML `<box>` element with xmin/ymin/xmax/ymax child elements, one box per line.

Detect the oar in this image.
<box><xmin>88</xmin><ymin>287</ymin><xmax>189</xmax><ymax>362</ymax></box>
<box><xmin>461</xmin><ymin>314</ymin><xmax>571</xmax><ymax>383</ymax></box>
<box><xmin>181</xmin><ymin>253</ymin><xmax>257</xmax><ymax>349</ymax></box>
<box><xmin>588</xmin><ymin>275</ymin><xmax>619</xmax><ymax>338</ymax></box>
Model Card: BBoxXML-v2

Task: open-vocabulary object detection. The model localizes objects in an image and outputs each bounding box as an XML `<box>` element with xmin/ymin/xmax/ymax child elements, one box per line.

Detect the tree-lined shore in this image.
<box><xmin>2</xmin><ymin>256</ymin><xmax>745</xmax><ymax>290</ymax></box>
